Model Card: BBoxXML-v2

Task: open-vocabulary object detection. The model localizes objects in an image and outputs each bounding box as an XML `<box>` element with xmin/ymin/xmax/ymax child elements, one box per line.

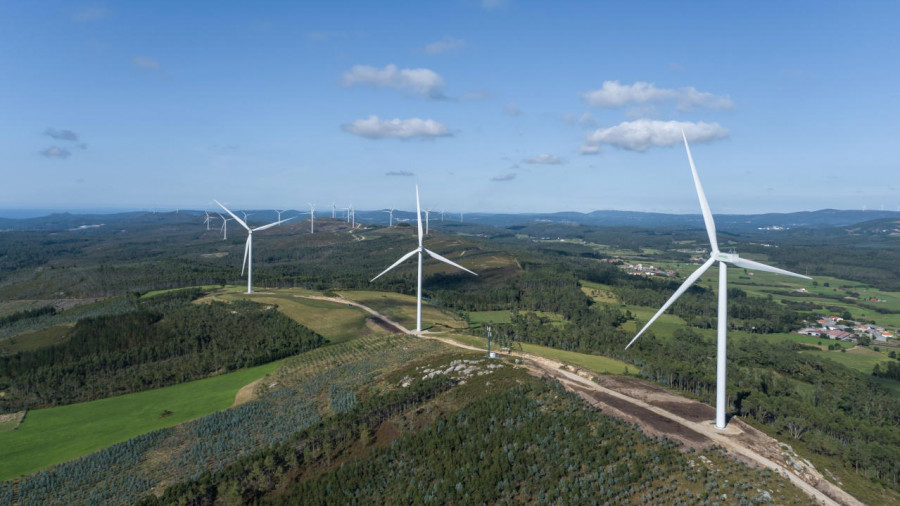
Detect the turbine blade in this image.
<box><xmin>416</xmin><ymin>185</ymin><xmax>423</xmax><ymax>248</ymax></box>
<box><xmin>728</xmin><ymin>256</ymin><xmax>811</xmax><ymax>280</ymax></box>
<box><xmin>253</xmin><ymin>217</ymin><xmax>294</xmax><ymax>232</ymax></box>
<box><xmin>424</xmin><ymin>248</ymin><xmax>477</xmax><ymax>276</ymax></box>
<box><xmin>215</xmin><ymin>200</ymin><xmax>249</xmax><ymax>231</ymax></box>
<box><xmin>241</xmin><ymin>237</ymin><xmax>250</xmax><ymax>276</ymax></box>
<box><xmin>625</xmin><ymin>256</ymin><xmax>716</xmax><ymax>350</ymax></box>
<box><xmin>682</xmin><ymin>132</ymin><xmax>719</xmax><ymax>253</ymax></box>
<box><xmin>371</xmin><ymin>248</ymin><xmax>420</xmax><ymax>282</ymax></box>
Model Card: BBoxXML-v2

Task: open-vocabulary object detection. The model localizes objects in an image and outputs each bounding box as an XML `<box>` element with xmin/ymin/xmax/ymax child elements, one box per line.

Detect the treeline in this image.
<box><xmin>0</xmin><ymin>306</ymin><xmax>56</xmax><ymax>326</ymax></box>
<box><xmin>0</xmin><ymin>290</ymin><xmax>324</xmax><ymax>411</ymax></box>
<box><xmin>873</xmin><ymin>360</ymin><xmax>900</xmax><ymax>381</ymax></box>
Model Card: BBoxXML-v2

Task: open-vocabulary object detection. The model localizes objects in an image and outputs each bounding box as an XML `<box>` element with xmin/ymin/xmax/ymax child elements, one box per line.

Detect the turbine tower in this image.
<box><xmin>274</xmin><ymin>209</ymin><xmax>285</xmax><ymax>223</ymax></box>
<box><xmin>384</xmin><ymin>208</ymin><xmax>394</xmax><ymax>227</ymax></box>
<box><xmin>624</xmin><ymin>132</ymin><xmax>810</xmax><ymax>429</ymax></box>
<box><xmin>332</xmin><ymin>202</ymin><xmax>336</xmax><ymax>219</ymax></box>
<box><xmin>371</xmin><ymin>186</ymin><xmax>477</xmax><ymax>333</ymax></box>
<box><xmin>308</xmin><ymin>203</ymin><xmax>316</xmax><ymax>233</ymax></box>
<box><xmin>217</xmin><ymin>213</ymin><xmax>231</xmax><ymax>240</ymax></box>
<box><xmin>216</xmin><ymin>200</ymin><xmax>293</xmax><ymax>294</ymax></box>
<box><xmin>424</xmin><ymin>208</ymin><xmax>431</xmax><ymax>235</ymax></box>
<box><xmin>203</xmin><ymin>211</ymin><xmax>211</xmax><ymax>230</ymax></box>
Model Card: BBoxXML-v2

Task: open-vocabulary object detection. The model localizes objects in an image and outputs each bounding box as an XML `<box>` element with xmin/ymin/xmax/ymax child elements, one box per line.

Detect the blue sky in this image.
<box><xmin>1</xmin><ymin>1</ymin><xmax>898</xmax><ymax>214</ymax></box>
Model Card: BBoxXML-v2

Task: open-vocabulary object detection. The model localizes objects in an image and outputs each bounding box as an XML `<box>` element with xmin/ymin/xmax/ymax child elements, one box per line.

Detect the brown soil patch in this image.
<box><xmin>368</xmin><ymin>316</ymin><xmax>404</xmax><ymax>334</ymax></box>
<box><xmin>232</xmin><ymin>378</ymin><xmax>264</xmax><ymax>408</ymax></box>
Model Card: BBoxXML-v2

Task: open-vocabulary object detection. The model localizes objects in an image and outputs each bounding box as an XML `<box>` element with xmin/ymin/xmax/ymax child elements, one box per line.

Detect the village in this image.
<box><xmin>798</xmin><ymin>315</ymin><xmax>895</xmax><ymax>344</ymax></box>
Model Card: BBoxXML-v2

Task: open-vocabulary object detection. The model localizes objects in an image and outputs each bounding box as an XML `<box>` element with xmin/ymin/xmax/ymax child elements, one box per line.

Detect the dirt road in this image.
<box><xmin>295</xmin><ymin>294</ymin><xmax>860</xmax><ymax>506</ymax></box>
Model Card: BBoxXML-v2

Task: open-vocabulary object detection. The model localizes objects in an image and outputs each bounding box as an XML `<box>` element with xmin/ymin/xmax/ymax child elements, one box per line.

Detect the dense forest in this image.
<box><xmin>0</xmin><ymin>289</ymin><xmax>324</xmax><ymax>411</ymax></box>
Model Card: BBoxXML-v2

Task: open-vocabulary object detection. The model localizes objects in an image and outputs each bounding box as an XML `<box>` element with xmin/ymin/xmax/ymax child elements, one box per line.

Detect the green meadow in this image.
<box><xmin>0</xmin><ymin>361</ymin><xmax>280</xmax><ymax>481</ymax></box>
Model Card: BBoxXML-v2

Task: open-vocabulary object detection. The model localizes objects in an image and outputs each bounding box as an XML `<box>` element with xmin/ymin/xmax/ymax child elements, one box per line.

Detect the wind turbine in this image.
<box><xmin>624</xmin><ymin>132</ymin><xmax>810</xmax><ymax>429</ymax></box>
<box><xmin>216</xmin><ymin>200</ymin><xmax>293</xmax><ymax>294</ymax></box>
<box><xmin>217</xmin><ymin>213</ymin><xmax>232</xmax><ymax>240</ymax></box>
<box><xmin>459</xmin><ymin>212</ymin><xmax>464</xmax><ymax>223</ymax></box>
<box><xmin>384</xmin><ymin>208</ymin><xmax>394</xmax><ymax>227</ymax></box>
<box><xmin>203</xmin><ymin>211</ymin><xmax>211</xmax><ymax>230</ymax></box>
<box><xmin>307</xmin><ymin>203</ymin><xmax>316</xmax><ymax>233</ymax></box>
<box><xmin>424</xmin><ymin>208</ymin><xmax>432</xmax><ymax>235</ymax></box>
<box><xmin>332</xmin><ymin>202</ymin><xmax>336</xmax><ymax>219</ymax></box>
<box><xmin>274</xmin><ymin>209</ymin><xmax>286</xmax><ymax>224</ymax></box>
<box><xmin>371</xmin><ymin>186</ymin><xmax>477</xmax><ymax>333</ymax></box>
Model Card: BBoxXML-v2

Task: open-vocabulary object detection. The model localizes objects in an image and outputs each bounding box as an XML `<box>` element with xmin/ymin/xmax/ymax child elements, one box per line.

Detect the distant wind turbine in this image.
<box><xmin>459</xmin><ymin>212</ymin><xmax>463</xmax><ymax>223</ymax></box>
<box><xmin>203</xmin><ymin>211</ymin><xmax>211</xmax><ymax>230</ymax></box>
<box><xmin>216</xmin><ymin>200</ymin><xmax>293</xmax><ymax>294</ymax></box>
<box><xmin>217</xmin><ymin>213</ymin><xmax>232</xmax><ymax>240</ymax></box>
<box><xmin>332</xmin><ymin>202</ymin><xmax>336</xmax><ymax>219</ymax></box>
<box><xmin>424</xmin><ymin>208</ymin><xmax>432</xmax><ymax>235</ymax></box>
<box><xmin>308</xmin><ymin>203</ymin><xmax>316</xmax><ymax>233</ymax></box>
<box><xmin>274</xmin><ymin>209</ymin><xmax>286</xmax><ymax>224</ymax></box>
<box><xmin>371</xmin><ymin>186</ymin><xmax>477</xmax><ymax>333</ymax></box>
<box><xmin>624</xmin><ymin>132</ymin><xmax>810</xmax><ymax>429</ymax></box>
<box><xmin>384</xmin><ymin>208</ymin><xmax>394</xmax><ymax>227</ymax></box>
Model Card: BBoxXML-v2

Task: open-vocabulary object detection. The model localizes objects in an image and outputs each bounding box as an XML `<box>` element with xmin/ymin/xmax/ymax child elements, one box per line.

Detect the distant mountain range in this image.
<box><xmin>1</xmin><ymin>208</ymin><xmax>898</xmax><ymax>233</ymax></box>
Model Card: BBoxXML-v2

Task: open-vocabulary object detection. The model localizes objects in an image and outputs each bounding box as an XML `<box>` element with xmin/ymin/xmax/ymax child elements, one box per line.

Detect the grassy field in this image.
<box><xmin>801</xmin><ymin>346</ymin><xmax>892</xmax><ymax>374</ymax></box>
<box><xmin>467</xmin><ymin>310</ymin><xmax>565</xmax><ymax>328</ymax></box>
<box><xmin>139</xmin><ymin>285</ymin><xmax>221</xmax><ymax>299</ymax></box>
<box><xmin>340</xmin><ymin>290</ymin><xmax>467</xmax><ymax>331</ymax></box>
<box><xmin>235</xmin><ymin>291</ymin><xmax>378</xmax><ymax>345</ymax></box>
<box><xmin>0</xmin><ymin>324</ymin><xmax>72</xmax><ymax>355</ymax></box>
<box><xmin>0</xmin><ymin>361</ymin><xmax>280</xmax><ymax>481</ymax></box>
<box><xmin>621</xmin><ymin>305</ymin><xmax>687</xmax><ymax>337</ymax></box>
<box><xmin>580</xmin><ymin>280</ymin><xmax>618</xmax><ymax>303</ymax></box>
<box><xmin>441</xmin><ymin>333</ymin><xmax>630</xmax><ymax>375</ymax></box>
<box><xmin>755</xmin><ymin>332</ymin><xmax>855</xmax><ymax>349</ymax></box>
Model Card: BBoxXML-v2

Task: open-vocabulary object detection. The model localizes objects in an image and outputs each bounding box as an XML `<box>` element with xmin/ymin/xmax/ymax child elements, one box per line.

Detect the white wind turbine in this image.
<box><xmin>624</xmin><ymin>132</ymin><xmax>810</xmax><ymax>429</ymax></box>
<box><xmin>307</xmin><ymin>203</ymin><xmax>316</xmax><ymax>233</ymax></box>
<box><xmin>424</xmin><ymin>208</ymin><xmax>432</xmax><ymax>235</ymax></box>
<box><xmin>274</xmin><ymin>209</ymin><xmax>286</xmax><ymax>224</ymax></box>
<box><xmin>371</xmin><ymin>186</ymin><xmax>478</xmax><ymax>333</ymax></box>
<box><xmin>203</xmin><ymin>211</ymin><xmax>211</xmax><ymax>230</ymax></box>
<box><xmin>216</xmin><ymin>213</ymin><xmax>232</xmax><ymax>240</ymax></box>
<box><xmin>384</xmin><ymin>208</ymin><xmax>394</xmax><ymax>227</ymax></box>
<box><xmin>216</xmin><ymin>200</ymin><xmax>293</xmax><ymax>294</ymax></box>
<box><xmin>331</xmin><ymin>202</ymin><xmax>336</xmax><ymax>219</ymax></box>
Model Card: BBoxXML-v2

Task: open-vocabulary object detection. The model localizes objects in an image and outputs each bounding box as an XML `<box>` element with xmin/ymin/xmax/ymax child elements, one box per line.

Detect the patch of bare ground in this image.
<box><xmin>232</xmin><ymin>378</ymin><xmax>264</xmax><ymax>408</ymax></box>
<box><xmin>367</xmin><ymin>316</ymin><xmax>404</xmax><ymax>334</ymax></box>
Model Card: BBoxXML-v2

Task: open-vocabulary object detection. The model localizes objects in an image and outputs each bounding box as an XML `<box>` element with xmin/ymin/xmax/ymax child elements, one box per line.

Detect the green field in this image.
<box><xmin>0</xmin><ymin>361</ymin><xmax>280</xmax><ymax>481</ymax></box>
<box><xmin>340</xmin><ymin>290</ymin><xmax>467</xmax><ymax>331</ymax></box>
<box><xmin>621</xmin><ymin>305</ymin><xmax>687</xmax><ymax>337</ymax></box>
<box><xmin>0</xmin><ymin>324</ymin><xmax>72</xmax><ymax>355</ymax></box>
<box><xmin>801</xmin><ymin>346</ymin><xmax>892</xmax><ymax>374</ymax></box>
<box><xmin>442</xmin><ymin>333</ymin><xmax>630</xmax><ymax>375</ymax></box>
<box><xmin>237</xmin><ymin>291</ymin><xmax>377</xmax><ymax>344</ymax></box>
<box><xmin>467</xmin><ymin>310</ymin><xmax>564</xmax><ymax>327</ymax></box>
<box><xmin>580</xmin><ymin>280</ymin><xmax>618</xmax><ymax>303</ymax></box>
<box><xmin>139</xmin><ymin>285</ymin><xmax>221</xmax><ymax>299</ymax></box>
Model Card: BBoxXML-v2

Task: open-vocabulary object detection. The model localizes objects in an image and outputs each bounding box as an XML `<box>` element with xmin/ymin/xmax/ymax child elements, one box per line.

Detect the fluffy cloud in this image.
<box><xmin>425</xmin><ymin>36</ymin><xmax>465</xmax><ymax>55</ymax></box>
<box><xmin>342</xmin><ymin>115</ymin><xmax>452</xmax><ymax>139</ymax></box>
<box><xmin>45</xmin><ymin>128</ymin><xmax>79</xmax><ymax>142</ymax></box>
<box><xmin>491</xmin><ymin>173</ymin><xmax>516</xmax><ymax>182</ymax></box>
<box><xmin>523</xmin><ymin>154</ymin><xmax>563</xmax><ymax>165</ymax></box>
<box><xmin>581</xmin><ymin>119</ymin><xmax>729</xmax><ymax>153</ymax></box>
<box><xmin>341</xmin><ymin>64</ymin><xmax>446</xmax><ymax>98</ymax></box>
<box><xmin>386</xmin><ymin>170</ymin><xmax>414</xmax><ymax>177</ymax></box>
<box><xmin>132</xmin><ymin>56</ymin><xmax>161</xmax><ymax>71</ymax></box>
<box><xmin>40</xmin><ymin>146</ymin><xmax>72</xmax><ymax>158</ymax></box>
<box><xmin>503</xmin><ymin>103</ymin><xmax>521</xmax><ymax>116</ymax></box>
<box><xmin>580</xmin><ymin>81</ymin><xmax>733</xmax><ymax>111</ymax></box>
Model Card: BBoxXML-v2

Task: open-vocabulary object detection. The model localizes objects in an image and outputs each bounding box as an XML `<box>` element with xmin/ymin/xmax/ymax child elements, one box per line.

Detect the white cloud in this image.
<box><xmin>341</xmin><ymin>64</ymin><xmax>446</xmax><ymax>98</ymax></box>
<box><xmin>424</xmin><ymin>36</ymin><xmax>465</xmax><ymax>55</ymax></box>
<box><xmin>132</xmin><ymin>56</ymin><xmax>161</xmax><ymax>71</ymax></box>
<box><xmin>482</xmin><ymin>0</ymin><xmax>509</xmax><ymax>10</ymax></box>
<box><xmin>40</xmin><ymin>146</ymin><xmax>71</xmax><ymax>158</ymax></box>
<box><xmin>491</xmin><ymin>173</ymin><xmax>516</xmax><ymax>182</ymax></box>
<box><xmin>461</xmin><ymin>90</ymin><xmax>492</xmax><ymax>101</ymax></box>
<box><xmin>581</xmin><ymin>119</ymin><xmax>729</xmax><ymax>153</ymax></box>
<box><xmin>503</xmin><ymin>103</ymin><xmax>521</xmax><ymax>116</ymax></box>
<box><xmin>523</xmin><ymin>154</ymin><xmax>563</xmax><ymax>165</ymax></box>
<box><xmin>342</xmin><ymin>115</ymin><xmax>452</xmax><ymax>139</ymax></box>
<box><xmin>45</xmin><ymin>128</ymin><xmax>79</xmax><ymax>142</ymax></box>
<box><xmin>580</xmin><ymin>81</ymin><xmax>733</xmax><ymax>111</ymax></box>
<box><xmin>73</xmin><ymin>6</ymin><xmax>107</xmax><ymax>22</ymax></box>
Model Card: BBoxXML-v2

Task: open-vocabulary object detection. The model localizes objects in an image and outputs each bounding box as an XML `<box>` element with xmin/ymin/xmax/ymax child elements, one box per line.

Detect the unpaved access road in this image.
<box><xmin>295</xmin><ymin>294</ymin><xmax>860</xmax><ymax>506</ymax></box>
